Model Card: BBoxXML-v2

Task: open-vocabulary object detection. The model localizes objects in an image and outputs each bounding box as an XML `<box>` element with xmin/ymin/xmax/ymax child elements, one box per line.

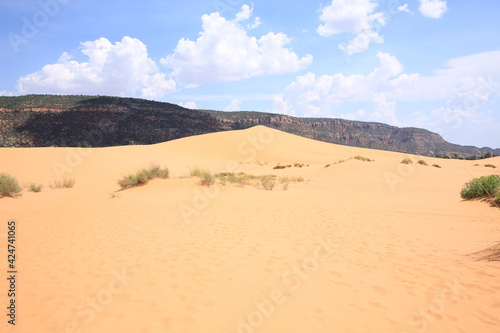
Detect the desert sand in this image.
<box><xmin>1</xmin><ymin>125</ymin><xmax>499</xmax><ymax>333</ymax></box>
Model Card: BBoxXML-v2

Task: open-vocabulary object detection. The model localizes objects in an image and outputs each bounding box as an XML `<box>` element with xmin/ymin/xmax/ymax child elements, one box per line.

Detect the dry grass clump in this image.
<box><xmin>28</xmin><ymin>183</ymin><xmax>43</xmax><ymax>193</ymax></box>
<box><xmin>432</xmin><ymin>164</ymin><xmax>441</xmax><ymax>168</ymax></box>
<box><xmin>260</xmin><ymin>175</ymin><xmax>276</xmax><ymax>190</ymax></box>
<box><xmin>50</xmin><ymin>178</ymin><xmax>75</xmax><ymax>189</ymax></box>
<box><xmin>417</xmin><ymin>159</ymin><xmax>428</xmax><ymax>166</ymax></box>
<box><xmin>401</xmin><ymin>158</ymin><xmax>413</xmax><ymax>164</ymax></box>
<box><xmin>470</xmin><ymin>242</ymin><xmax>500</xmax><ymax>261</ymax></box>
<box><xmin>485</xmin><ymin>164</ymin><xmax>496</xmax><ymax>168</ymax></box>
<box><xmin>353</xmin><ymin>155</ymin><xmax>373</xmax><ymax>162</ymax></box>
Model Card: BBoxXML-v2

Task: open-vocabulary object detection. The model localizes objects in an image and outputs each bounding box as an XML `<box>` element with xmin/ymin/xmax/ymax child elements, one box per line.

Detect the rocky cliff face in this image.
<box><xmin>0</xmin><ymin>95</ymin><xmax>498</xmax><ymax>157</ymax></box>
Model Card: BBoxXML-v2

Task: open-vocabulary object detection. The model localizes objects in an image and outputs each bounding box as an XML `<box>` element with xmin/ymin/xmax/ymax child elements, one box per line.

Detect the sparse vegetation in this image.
<box><xmin>417</xmin><ymin>159</ymin><xmax>428</xmax><ymax>166</ymax></box>
<box><xmin>118</xmin><ymin>165</ymin><xmax>169</xmax><ymax>190</ymax></box>
<box><xmin>0</xmin><ymin>173</ymin><xmax>22</xmax><ymax>198</ymax></box>
<box><xmin>460</xmin><ymin>174</ymin><xmax>500</xmax><ymax>201</ymax></box>
<box><xmin>260</xmin><ymin>175</ymin><xmax>276</xmax><ymax>190</ymax></box>
<box><xmin>28</xmin><ymin>183</ymin><xmax>43</xmax><ymax>193</ymax></box>
<box><xmin>485</xmin><ymin>164</ymin><xmax>496</xmax><ymax>168</ymax></box>
<box><xmin>432</xmin><ymin>164</ymin><xmax>441</xmax><ymax>168</ymax></box>
<box><xmin>279</xmin><ymin>177</ymin><xmax>290</xmax><ymax>190</ymax></box>
<box><xmin>353</xmin><ymin>155</ymin><xmax>373</xmax><ymax>162</ymax></box>
<box><xmin>50</xmin><ymin>178</ymin><xmax>75</xmax><ymax>189</ymax></box>
<box><xmin>200</xmin><ymin>170</ymin><xmax>215</xmax><ymax>186</ymax></box>
<box><xmin>273</xmin><ymin>165</ymin><xmax>287</xmax><ymax>170</ymax></box>
<box><xmin>471</xmin><ymin>242</ymin><xmax>500</xmax><ymax>261</ymax></box>
<box><xmin>401</xmin><ymin>158</ymin><xmax>413</xmax><ymax>164</ymax></box>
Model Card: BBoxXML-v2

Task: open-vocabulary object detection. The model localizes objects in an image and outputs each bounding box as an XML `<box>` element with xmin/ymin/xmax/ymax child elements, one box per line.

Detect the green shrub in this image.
<box><xmin>401</xmin><ymin>158</ymin><xmax>413</xmax><ymax>164</ymax></box>
<box><xmin>50</xmin><ymin>178</ymin><xmax>75</xmax><ymax>189</ymax></box>
<box><xmin>200</xmin><ymin>170</ymin><xmax>215</xmax><ymax>186</ymax></box>
<box><xmin>485</xmin><ymin>164</ymin><xmax>496</xmax><ymax>169</ymax></box>
<box><xmin>460</xmin><ymin>174</ymin><xmax>500</xmax><ymax>200</ymax></box>
<box><xmin>0</xmin><ymin>173</ymin><xmax>22</xmax><ymax>198</ymax></box>
<box><xmin>354</xmin><ymin>155</ymin><xmax>373</xmax><ymax>162</ymax></box>
<box><xmin>118</xmin><ymin>165</ymin><xmax>169</xmax><ymax>190</ymax></box>
<box><xmin>28</xmin><ymin>183</ymin><xmax>43</xmax><ymax>193</ymax></box>
<box><xmin>432</xmin><ymin>164</ymin><xmax>441</xmax><ymax>168</ymax></box>
<box><xmin>417</xmin><ymin>160</ymin><xmax>428</xmax><ymax>166</ymax></box>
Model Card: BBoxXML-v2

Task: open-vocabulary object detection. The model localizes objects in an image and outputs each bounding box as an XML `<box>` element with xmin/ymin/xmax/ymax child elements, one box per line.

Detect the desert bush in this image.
<box><xmin>118</xmin><ymin>165</ymin><xmax>169</xmax><ymax>189</ymax></box>
<box><xmin>460</xmin><ymin>174</ymin><xmax>500</xmax><ymax>200</ymax></box>
<box><xmin>354</xmin><ymin>155</ymin><xmax>373</xmax><ymax>162</ymax></box>
<box><xmin>148</xmin><ymin>163</ymin><xmax>169</xmax><ymax>179</ymax></box>
<box><xmin>324</xmin><ymin>164</ymin><xmax>331</xmax><ymax>168</ymax></box>
<box><xmin>50</xmin><ymin>178</ymin><xmax>75</xmax><ymax>189</ymax></box>
<box><xmin>432</xmin><ymin>164</ymin><xmax>441</xmax><ymax>168</ymax></box>
<box><xmin>401</xmin><ymin>158</ymin><xmax>413</xmax><ymax>164</ymax></box>
<box><xmin>28</xmin><ymin>183</ymin><xmax>43</xmax><ymax>193</ymax></box>
<box><xmin>417</xmin><ymin>159</ymin><xmax>428</xmax><ymax>166</ymax></box>
<box><xmin>260</xmin><ymin>175</ymin><xmax>276</xmax><ymax>190</ymax></box>
<box><xmin>273</xmin><ymin>165</ymin><xmax>287</xmax><ymax>170</ymax></box>
<box><xmin>200</xmin><ymin>170</ymin><xmax>215</xmax><ymax>186</ymax></box>
<box><xmin>0</xmin><ymin>173</ymin><xmax>22</xmax><ymax>198</ymax></box>
<box><xmin>279</xmin><ymin>177</ymin><xmax>290</xmax><ymax>190</ymax></box>
<box><xmin>485</xmin><ymin>164</ymin><xmax>496</xmax><ymax>168</ymax></box>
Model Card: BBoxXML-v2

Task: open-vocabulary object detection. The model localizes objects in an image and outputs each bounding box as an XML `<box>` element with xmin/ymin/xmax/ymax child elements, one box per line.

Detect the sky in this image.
<box><xmin>1</xmin><ymin>0</ymin><xmax>499</xmax><ymax>148</ymax></box>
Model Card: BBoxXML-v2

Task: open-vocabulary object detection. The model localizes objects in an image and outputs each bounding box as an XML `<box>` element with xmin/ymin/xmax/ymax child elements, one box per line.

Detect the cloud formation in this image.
<box><xmin>16</xmin><ymin>37</ymin><xmax>175</xmax><ymax>98</ymax></box>
<box><xmin>273</xmin><ymin>52</ymin><xmax>417</xmax><ymax>117</ymax></box>
<box><xmin>162</xmin><ymin>5</ymin><xmax>312</xmax><ymax>86</ymax></box>
<box><xmin>317</xmin><ymin>0</ymin><xmax>386</xmax><ymax>55</ymax></box>
<box><xmin>418</xmin><ymin>0</ymin><xmax>448</xmax><ymax>18</ymax></box>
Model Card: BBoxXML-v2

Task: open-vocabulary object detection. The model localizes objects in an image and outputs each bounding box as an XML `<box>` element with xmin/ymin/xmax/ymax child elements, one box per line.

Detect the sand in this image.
<box><xmin>1</xmin><ymin>125</ymin><xmax>499</xmax><ymax>333</ymax></box>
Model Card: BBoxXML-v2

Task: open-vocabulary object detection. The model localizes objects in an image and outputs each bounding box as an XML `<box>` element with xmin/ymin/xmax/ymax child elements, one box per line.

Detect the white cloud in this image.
<box><xmin>370</xmin><ymin>93</ymin><xmax>398</xmax><ymax>125</ymax></box>
<box><xmin>180</xmin><ymin>101</ymin><xmax>197</xmax><ymax>109</ymax></box>
<box><xmin>317</xmin><ymin>0</ymin><xmax>386</xmax><ymax>55</ymax></box>
<box><xmin>341</xmin><ymin>109</ymin><xmax>366</xmax><ymax>121</ymax></box>
<box><xmin>398</xmin><ymin>4</ymin><xmax>411</xmax><ymax>13</ymax></box>
<box><xmin>248</xmin><ymin>17</ymin><xmax>261</xmax><ymax>29</ymax></box>
<box><xmin>270</xmin><ymin>52</ymin><xmax>418</xmax><ymax>117</ymax></box>
<box><xmin>339</xmin><ymin>29</ymin><xmax>383</xmax><ymax>55</ymax></box>
<box><xmin>224</xmin><ymin>99</ymin><xmax>242</xmax><ymax>111</ymax></box>
<box><xmin>162</xmin><ymin>5</ymin><xmax>312</xmax><ymax>86</ymax></box>
<box><xmin>235</xmin><ymin>4</ymin><xmax>253</xmax><ymax>21</ymax></box>
<box><xmin>418</xmin><ymin>0</ymin><xmax>447</xmax><ymax>18</ymax></box>
<box><xmin>16</xmin><ymin>37</ymin><xmax>176</xmax><ymax>98</ymax></box>
<box><xmin>317</xmin><ymin>0</ymin><xmax>382</xmax><ymax>36</ymax></box>
<box><xmin>0</xmin><ymin>90</ymin><xmax>13</xmax><ymax>96</ymax></box>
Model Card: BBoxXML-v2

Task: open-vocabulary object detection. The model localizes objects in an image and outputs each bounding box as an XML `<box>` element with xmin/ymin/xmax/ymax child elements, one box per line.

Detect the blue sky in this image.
<box><xmin>1</xmin><ymin>0</ymin><xmax>499</xmax><ymax>148</ymax></box>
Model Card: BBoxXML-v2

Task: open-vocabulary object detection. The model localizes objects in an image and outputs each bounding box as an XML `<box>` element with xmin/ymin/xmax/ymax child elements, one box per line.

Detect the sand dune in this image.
<box><xmin>1</xmin><ymin>125</ymin><xmax>499</xmax><ymax>333</ymax></box>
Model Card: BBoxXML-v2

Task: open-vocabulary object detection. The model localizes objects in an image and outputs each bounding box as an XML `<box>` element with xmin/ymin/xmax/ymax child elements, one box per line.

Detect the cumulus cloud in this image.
<box><xmin>317</xmin><ymin>0</ymin><xmax>386</xmax><ymax>55</ymax></box>
<box><xmin>180</xmin><ymin>101</ymin><xmax>197</xmax><ymax>109</ymax></box>
<box><xmin>161</xmin><ymin>5</ymin><xmax>312</xmax><ymax>86</ymax></box>
<box><xmin>339</xmin><ymin>29</ymin><xmax>384</xmax><ymax>55</ymax></box>
<box><xmin>370</xmin><ymin>93</ymin><xmax>398</xmax><ymax>125</ymax></box>
<box><xmin>398</xmin><ymin>4</ymin><xmax>411</xmax><ymax>13</ymax></box>
<box><xmin>224</xmin><ymin>99</ymin><xmax>242</xmax><ymax>111</ymax></box>
<box><xmin>16</xmin><ymin>37</ymin><xmax>176</xmax><ymax>98</ymax></box>
<box><xmin>418</xmin><ymin>0</ymin><xmax>447</xmax><ymax>18</ymax></box>
<box><xmin>270</xmin><ymin>52</ymin><xmax>418</xmax><ymax>117</ymax></box>
<box><xmin>0</xmin><ymin>90</ymin><xmax>13</xmax><ymax>96</ymax></box>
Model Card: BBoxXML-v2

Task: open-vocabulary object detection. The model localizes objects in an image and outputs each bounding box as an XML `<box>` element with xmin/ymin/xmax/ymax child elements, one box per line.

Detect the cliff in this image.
<box><xmin>0</xmin><ymin>94</ymin><xmax>498</xmax><ymax>158</ymax></box>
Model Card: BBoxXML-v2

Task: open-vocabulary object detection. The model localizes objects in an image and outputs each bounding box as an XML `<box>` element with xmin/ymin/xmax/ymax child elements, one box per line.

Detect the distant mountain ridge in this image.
<box><xmin>0</xmin><ymin>94</ymin><xmax>498</xmax><ymax>158</ymax></box>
